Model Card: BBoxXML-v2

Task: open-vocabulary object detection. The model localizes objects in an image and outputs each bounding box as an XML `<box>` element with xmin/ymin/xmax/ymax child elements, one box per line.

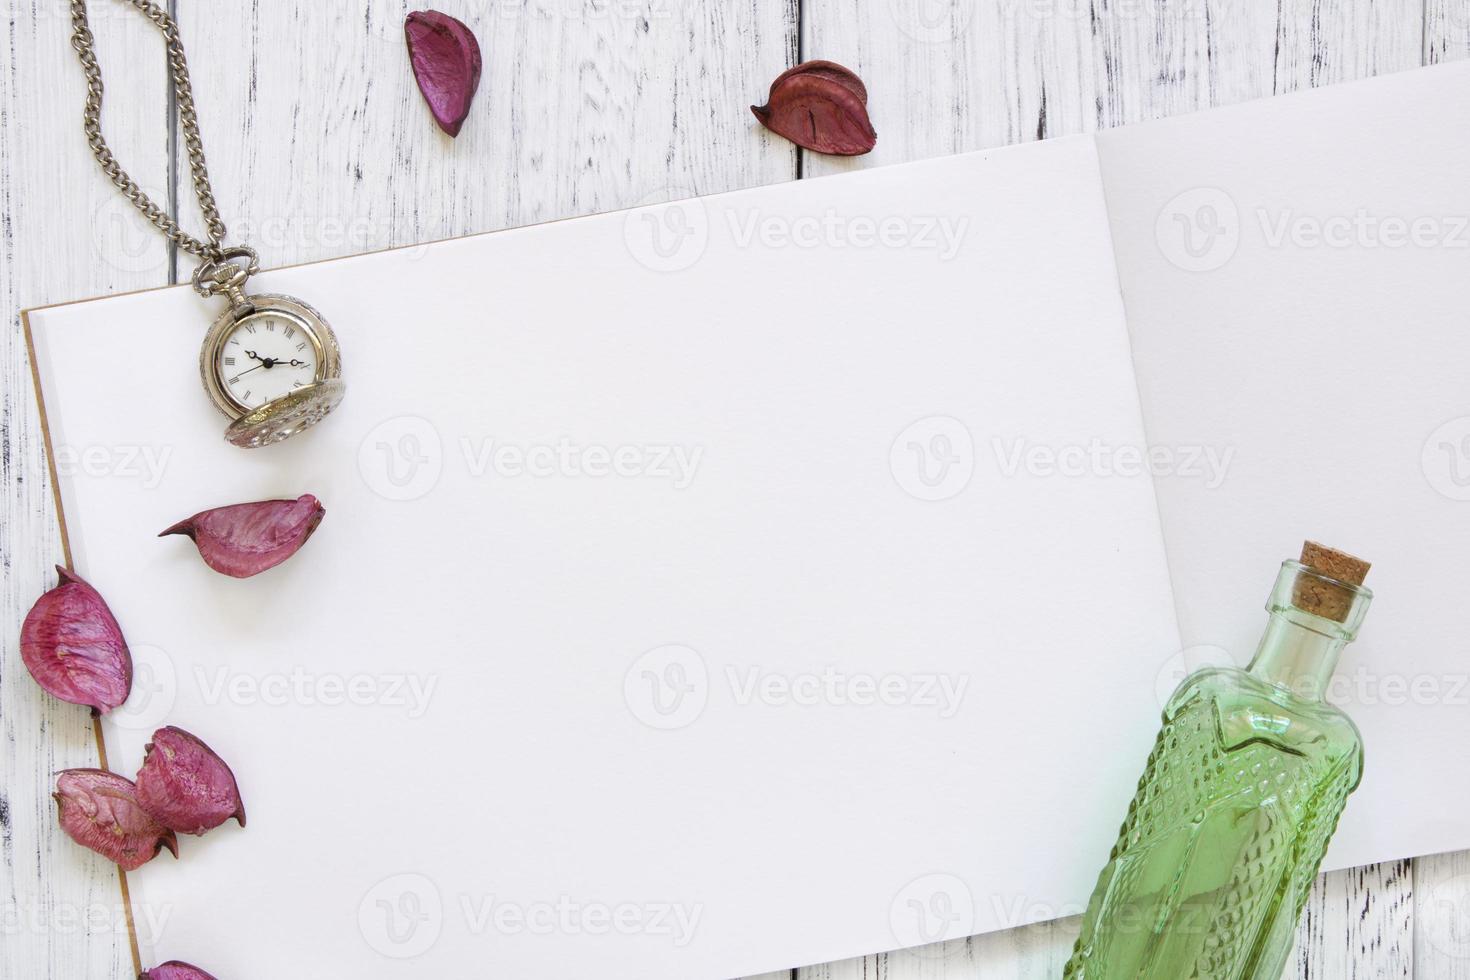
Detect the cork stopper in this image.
<box><xmin>1293</xmin><ymin>541</ymin><xmax>1371</xmax><ymax>622</ymax></box>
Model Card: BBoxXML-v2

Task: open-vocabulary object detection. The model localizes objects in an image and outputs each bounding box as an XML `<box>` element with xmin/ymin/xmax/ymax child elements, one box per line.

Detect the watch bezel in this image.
<box><xmin>199</xmin><ymin>293</ymin><xmax>342</xmax><ymax>419</ymax></box>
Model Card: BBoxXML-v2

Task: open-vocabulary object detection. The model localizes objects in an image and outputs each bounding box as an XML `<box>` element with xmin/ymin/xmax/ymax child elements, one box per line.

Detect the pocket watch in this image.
<box><xmin>194</xmin><ymin>249</ymin><xmax>346</xmax><ymax>449</ymax></box>
<box><xmin>70</xmin><ymin>0</ymin><xmax>346</xmax><ymax>449</ymax></box>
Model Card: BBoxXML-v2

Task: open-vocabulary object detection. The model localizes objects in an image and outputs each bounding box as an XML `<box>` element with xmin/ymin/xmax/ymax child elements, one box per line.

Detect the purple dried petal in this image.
<box><xmin>55</xmin><ymin>770</ymin><xmax>177</xmax><ymax>871</ymax></box>
<box><xmin>21</xmin><ymin>567</ymin><xmax>133</xmax><ymax>713</ymax></box>
<box><xmin>141</xmin><ymin>963</ymin><xmax>219</xmax><ymax>980</ymax></box>
<box><xmin>406</xmin><ymin>10</ymin><xmax>483</xmax><ymax>137</ymax></box>
<box><xmin>751</xmin><ymin>60</ymin><xmax>877</xmax><ymax>156</ymax></box>
<box><xmin>160</xmin><ymin>494</ymin><xmax>325</xmax><ymax>578</ymax></box>
<box><xmin>135</xmin><ymin>727</ymin><xmax>246</xmax><ymax>836</ymax></box>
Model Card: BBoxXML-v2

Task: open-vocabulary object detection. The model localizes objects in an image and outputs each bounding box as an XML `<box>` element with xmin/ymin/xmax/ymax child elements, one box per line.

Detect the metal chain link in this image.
<box><xmin>70</xmin><ymin>0</ymin><xmax>228</xmax><ymax>261</ymax></box>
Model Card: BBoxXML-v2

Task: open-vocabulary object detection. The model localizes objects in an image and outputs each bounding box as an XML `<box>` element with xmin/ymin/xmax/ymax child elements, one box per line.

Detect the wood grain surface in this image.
<box><xmin>2</xmin><ymin>1</ymin><xmax>1467</xmax><ymax>977</ymax></box>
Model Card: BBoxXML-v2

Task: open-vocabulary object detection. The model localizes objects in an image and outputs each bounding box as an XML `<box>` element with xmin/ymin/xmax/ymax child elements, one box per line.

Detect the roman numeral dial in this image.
<box><xmin>212</xmin><ymin>310</ymin><xmax>323</xmax><ymax>412</ymax></box>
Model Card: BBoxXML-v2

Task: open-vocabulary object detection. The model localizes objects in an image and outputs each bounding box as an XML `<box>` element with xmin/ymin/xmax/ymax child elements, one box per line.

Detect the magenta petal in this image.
<box><xmin>405</xmin><ymin>10</ymin><xmax>483</xmax><ymax>137</ymax></box>
<box><xmin>142</xmin><ymin>962</ymin><xmax>219</xmax><ymax>980</ymax></box>
<box><xmin>55</xmin><ymin>770</ymin><xmax>178</xmax><ymax>872</ymax></box>
<box><xmin>161</xmin><ymin>494</ymin><xmax>325</xmax><ymax>578</ymax></box>
<box><xmin>135</xmin><ymin>727</ymin><xmax>246</xmax><ymax>836</ymax></box>
<box><xmin>21</xmin><ymin>567</ymin><xmax>133</xmax><ymax>713</ymax></box>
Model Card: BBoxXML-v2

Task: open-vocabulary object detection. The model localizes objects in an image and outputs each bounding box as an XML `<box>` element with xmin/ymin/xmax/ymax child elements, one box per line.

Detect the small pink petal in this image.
<box><xmin>406</xmin><ymin>11</ymin><xmax>483</xmax><ymax>137</ymax></box>
<box><xmin>160</xmin><ymin>494</ymin><xmax>325</xmax><ymax>578</ymax></box>
<box><xmin>21</xmin><ymin>567</ymin><xmax>133</xmax><ymax>713</ymax></box>
<box><xmin>135</xmin><ymin>727</ymin><xmax>246</xmax><ymax>836</ymax></box>
<box><xmin>55</xmin><ymin>770</ymin><xmax>177</xmax><ymax>872</ymax></box>
<box><xmin>142</xmin><ymin>963</ymin><xmax>219</xmax><ymax>980</ymax></box>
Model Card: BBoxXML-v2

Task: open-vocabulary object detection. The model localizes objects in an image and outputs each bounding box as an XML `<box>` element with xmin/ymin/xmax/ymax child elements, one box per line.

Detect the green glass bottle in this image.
<box><xmin>1064</xmin><ymin>542</ymin><xmax>1373</xmax><ymax>980</ymax></box>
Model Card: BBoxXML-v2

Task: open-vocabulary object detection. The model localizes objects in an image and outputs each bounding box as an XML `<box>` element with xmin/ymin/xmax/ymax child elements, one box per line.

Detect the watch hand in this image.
<box><xmin>233</xmin><ymin>363</ymin><xmax>267</xmax><ymax>378</ymax></box>
<box><xmin>244</xmin><ymin>349</ymin><xmax>264</xmax><ymax>362</ymax></box>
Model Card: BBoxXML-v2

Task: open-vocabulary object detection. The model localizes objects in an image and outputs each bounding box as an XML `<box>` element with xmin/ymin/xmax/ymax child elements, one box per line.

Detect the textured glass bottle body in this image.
<box><xmin>1064</xmin><ymin>562</ymin><xmax>1371</xmax><ymax>980</ymax></box>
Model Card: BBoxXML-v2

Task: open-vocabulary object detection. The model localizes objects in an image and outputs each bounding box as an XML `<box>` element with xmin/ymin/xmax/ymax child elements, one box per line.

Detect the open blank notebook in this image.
<box><xmin>26</xmin><ymin>62</ymin><xmax>1470</xmax><ymax>979</ymax></box>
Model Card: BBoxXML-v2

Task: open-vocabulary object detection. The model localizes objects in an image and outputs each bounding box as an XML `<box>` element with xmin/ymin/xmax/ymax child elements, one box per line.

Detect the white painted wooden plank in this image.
<box><xmin>798</xmin><ymin>0</ymin><xmax>1422</xmax><ymax>177</ymax></box>
<box><xmin>1295</xmin><ymin>861</ymin><xmax>1413</xmax><ymax>979</ymax></box>
<box><xmin>171</xmin><ymin>0</ymin><xmax>798</xmax><ymax>273</ymax></box>
<box><xmin>796</xmin><ymin>917</ymin><xmax>1074</xmax><ymax>980</ymax></box>
<box><xmin>1272</xmin><ymin>0</ymin><xmax>1423</xmax><ymax>90</ymax></box>
<box><xmin>0</xmin><ymin>3</ymin><xmax>174</xmax><ymax>980</ymax></box>
<box><xmin>1425</xmin><ymin>0</ymin><xmax>1470</xmax><ymax>62</ymax></box>
<box><xmin>1414</xmin><ymin>850</ymin><xmax>1470</xmax><ymax>980</ymax></box>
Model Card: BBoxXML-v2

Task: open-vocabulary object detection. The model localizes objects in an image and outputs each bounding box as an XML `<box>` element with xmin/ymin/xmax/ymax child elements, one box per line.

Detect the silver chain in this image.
<box><xmin>69</xmin><ymin>0</ymin><xmax>228</xmax><ymax>261</ymax></box>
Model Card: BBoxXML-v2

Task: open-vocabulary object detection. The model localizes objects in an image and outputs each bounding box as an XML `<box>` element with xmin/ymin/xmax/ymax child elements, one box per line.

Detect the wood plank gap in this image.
<box><xmin>796</xmin><ymin>0</ymin><xmax>806</xmax><ymax>180</ymax></box>
<box><xmin>1422</xmin><ymin>0</ymin><xmax>1431</xmax><ymax>64</ymax></box>
<box><xmin>165</xmin><ymin>0</ymin><xmax>180</xmax><ymax>284</ymax></box>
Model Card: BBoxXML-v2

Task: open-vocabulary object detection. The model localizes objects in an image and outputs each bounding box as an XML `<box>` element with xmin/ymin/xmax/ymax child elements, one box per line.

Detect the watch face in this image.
<box><xmin>214</xmin><ymin>310</ymin><xmax>323</xmax><ymax>412</ymax></box>
<box><xmin>200</xmin><ymin>294</ymin><xmax>343</xmax><ymax>432</ymax></box>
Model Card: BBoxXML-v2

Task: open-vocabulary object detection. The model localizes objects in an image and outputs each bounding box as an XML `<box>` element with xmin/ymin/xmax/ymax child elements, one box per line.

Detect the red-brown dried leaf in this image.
<box><xmin>751</xmin><ymin>60</ymin><xmax>877</xmax><ymax>156</ymax></box>
<box><xmin>767</xmin><ymin>60</ymin><xmax>869</xmax><ymax>104</ymax></box>
<box><xmin>160</xmin><ymin>494</ymin><xmax>325</xmax><ymax>579</ymax></box>
<box><xmin>55</xmin><ymin>770</ymin><xmax>177</xmax><ymax>872</ymax></box>
<box><xmin>141</xmin><ymin>963</ymin><xmax>219</xmax><ymax>980</ymax></box>
<box><xmin>405</xmin><ymin>10</ymin><xmax>483</xmax><ymax>137</ymax></box>
<box><xmin>21</xmin><ymin>567</ymin><xmax>133</xmax><ymax>713</ymax></box>
<box><xmin>135</xmin><ymin>727</ymin><xmax>246</xmax><ymax>836</ymax></box>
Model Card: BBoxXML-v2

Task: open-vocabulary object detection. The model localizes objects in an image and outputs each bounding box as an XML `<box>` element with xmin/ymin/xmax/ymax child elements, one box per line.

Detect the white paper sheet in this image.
<box><xmin>28</xmin><ymin>134</ymin><xmax>1184</xmax><ymax>978</ymax></box>
<box><xmin>1098</xmin><ymin>60</ymin><xmax>1470</xmax><ymax>872</ymax></box>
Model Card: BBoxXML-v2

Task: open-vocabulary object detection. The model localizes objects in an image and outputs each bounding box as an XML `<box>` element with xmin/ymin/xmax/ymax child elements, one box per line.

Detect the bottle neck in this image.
<box><xmin>1246</xmin><ymin>614</ymin><xmax>1348</xmax><ymax>701</ymax></box>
